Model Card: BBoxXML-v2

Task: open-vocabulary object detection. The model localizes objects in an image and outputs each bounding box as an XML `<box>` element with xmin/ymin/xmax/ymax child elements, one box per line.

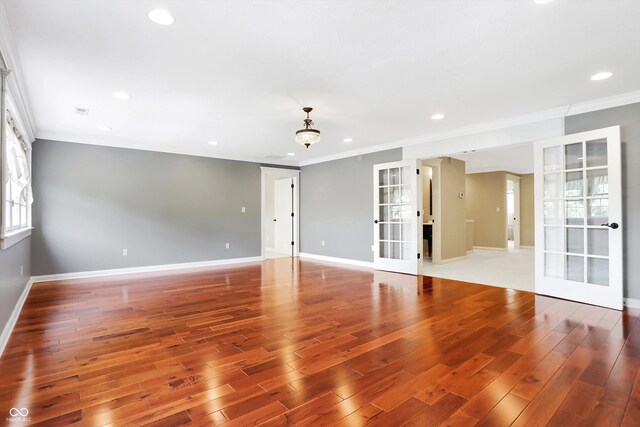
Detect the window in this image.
<box><xmin>1</xmin><ymin>68</ymin><xmax>33</xmax><ymax>249</ymax></box>
<box><xmin>3</xmin><ymin>112</ymin><xmax>31</xmax><ymax>233</ymax></box>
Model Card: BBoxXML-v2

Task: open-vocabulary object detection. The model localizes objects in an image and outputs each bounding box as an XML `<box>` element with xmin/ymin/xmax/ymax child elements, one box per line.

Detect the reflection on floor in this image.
<box><xmin>424</xmin><ymin>247</ymin><xmax>534</xmax><ymax>292</ymax></box>
<box><xmin>265</xmin><ymin>248</ymin><xmax>292</xmax><ymax>259</ymax></box>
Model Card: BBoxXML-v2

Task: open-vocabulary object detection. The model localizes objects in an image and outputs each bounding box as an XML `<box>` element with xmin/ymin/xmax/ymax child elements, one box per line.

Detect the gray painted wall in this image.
<box><xmin>564</xmin><ymin>102</ymin><xmax>640</xmax><ymax>300</ymax></box>
<box><xmin>31</xmin><ymin>139</ymin><xmax>261</xmax><ymax>275</ymax></box>
<box><xmin>0</xmin><ymin>237</ymin><xmax>30</xmax><ymax>338</ymax></box>
<box><xmin>300</xmin><ymin>149</ymin><xmax>402</xmax><ymax>262</ymax></box>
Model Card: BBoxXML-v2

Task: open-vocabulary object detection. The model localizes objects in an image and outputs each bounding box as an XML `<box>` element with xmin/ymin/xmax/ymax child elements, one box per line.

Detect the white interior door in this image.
<box><xmin>373</xmin><ymin>160</ymin><xmax>422</xmax><ymax>275</ymax></box>
<box><xmin>274</xmin><ymin>178</ymin><xmax>293</xmax><ymax>256</ymax></box>
<box><xmin>534</xmin><ymin>126</ymin><xmax>622</xmax><ymax>310</ymax></box>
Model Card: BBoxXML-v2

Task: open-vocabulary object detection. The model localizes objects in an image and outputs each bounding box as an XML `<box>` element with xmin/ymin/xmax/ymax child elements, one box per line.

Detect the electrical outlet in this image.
<box><xmin>321</xmin><ymin>240</ymin><xmax>325</xmax><ymax>246</ymax></box>
<box><xmin>122</xmin><ymin>249</ymin><xmax>128</xmax><ymax>256</ymax></box>
<box><xmin>242</xmin><ymin>207</ymin><xmax>246</xmax><ymax>213</ymax></box>
<box><xmin>371</xmin><ymin>245</ymin><xmax>375</xmax><ymax>252</ymax></box>
<box><xmin>225</xmin><ymin>243</ymin><xmax>230</xmax><ymax>249</ymax></box>
<box><xmin>496</xmin><ymin>207</ymin><xmax>501</xmax><ymax>212</ymax></box>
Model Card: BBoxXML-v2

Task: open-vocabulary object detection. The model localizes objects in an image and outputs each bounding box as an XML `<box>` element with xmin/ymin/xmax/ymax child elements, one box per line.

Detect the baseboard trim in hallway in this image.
<box><xmin>298</xmin><ymin>252</ymin><xmax>374</xmax><ymax>268</ymax></box>
<box><xmin>30</xmin><ymin>256</ymin><xmax>264</xmax><ymax>284</ymax></box>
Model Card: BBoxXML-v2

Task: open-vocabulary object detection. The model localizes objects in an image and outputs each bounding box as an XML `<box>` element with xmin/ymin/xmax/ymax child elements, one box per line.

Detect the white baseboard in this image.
<box><xmin>624</xmin><ymin>298</ymin><xmax>640</xmax><ymax>309</ymax></box>
<box><xmin>435</xmin><ymin>255</ymin><xmax>468</xmax><ymax>265</ymax></box>
<box><xmin>30</xmin><ymin>256</ymin><xmax>264</xmax><ymax>284</ymax></box>
<box><xmin>473</xmin><ymin>246</ymin><xmax>508</xmax><ymax>251</ymax></box>
<box><xmin>0</xmin><ymin>278</ymin><xmax>33</xmax><ymax>358</ymax></box>
<box><xmin>299</xmin><ymin>252</ymin><xmax>374</xmax><ymax>268</ymax></box>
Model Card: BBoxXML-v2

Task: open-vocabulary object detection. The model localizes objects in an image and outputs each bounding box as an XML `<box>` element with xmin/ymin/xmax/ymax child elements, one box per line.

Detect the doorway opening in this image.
<box><xmin>419</xmin><ymin>145</ymin><xmax>535</xmax><ymax>291</ymax></box>
<box><xmin>261</xmin><ymin>167</ymin><xmax>300</xmax><ymax>259</ymax></box>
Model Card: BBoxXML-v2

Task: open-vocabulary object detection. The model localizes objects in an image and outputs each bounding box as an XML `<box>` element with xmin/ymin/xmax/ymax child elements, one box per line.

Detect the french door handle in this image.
<box><xmin>601</xmin><ymin>222</ymin><xmax>619</xmax><ymax>229</ymax></box>
<box><xmin>374</xmin><ymin>220</ymin><xmax>379</xmax><ymax>224</ymax></box>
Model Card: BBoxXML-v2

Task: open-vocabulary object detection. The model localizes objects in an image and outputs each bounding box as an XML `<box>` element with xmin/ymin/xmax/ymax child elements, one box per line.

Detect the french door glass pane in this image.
<box><xmin>587</xmin><ymin>228</ymin><xmax>608</xmax><ymax>256</ymax></box>
<box><xmin>566</xmin><ymin>228</ymin><xmax>584</xmax><ymax>254</ymax></box>
<box><xmin>565</xmin><ymin>143</ymin><xmax>583</xmax><ymax>170</ymax></box>
<box><xmin>587</xmin><ymin>257</ymin><xmax>609</xmax><ymax>286</ymax></box>
<box><xmin>565</xmin><ymin>200</ymin><xmax>584</xmax><ymax>225</ymax></box>
<box><xmin>545</xmin><ymin>253</ymin><xmax>562</xmax><ymax>279</ymax></box>
<box><xmin>380</xmin><ymin>206</ymin><xmax>390</xmax><ymax>221</ymax></box>
<box><xmin>544</xmin><ymin>173</ymin><xmax>562</xmax><ymax>199</ymax></box>
<box><xmin>587</xmin><ymin>198</ymin><xmax>608</xmax><ymax>225</ymax></box>
<box><xmin>586</xmin><ymin>139</ymin><xmax>607</xmax><ymax>168</ymax></box>
<box><xmin>390</xmin><ymin>242</ymin><xmax>401</xmax><ymax>259</ymax></box>
<box><xmin>587</xmin><ymin>169</ymin><xmax>608</xmax><ymax>196</ymax></box>
<box><xmin>565</xmin><ymin>171</ymin><xmax>583</xmax><ymax>197</ymax></box>
<box><xmin>544</xmin><ymin>146</ymin><xmax>562</xmax><ymax>172</ymax></box>
<box><xmin>379</xmin><ymin>187</ymin><xmax>390</xmax><ymax>204</ymax></box>
<box><xmin>545</xmin><ymin>227</ymin><xmax>562</xmax><ymax>251</ymax></box>
<box><xmin>566</xmin><ymin>255</ymin><xmax>584</xmax><ymax>282</ymax></box>
<box><xmin>380</xmin><ymin>242</ymin><xmax>389</xmax><ymax>258</ymax></box>
<box><xmin>380</xmin><ymin>224</ymin><xmax>390</xmax><ymax>240</ymax></box>
<box><xmin>379</xmin><ymin>169</ymin><xmax>389</xmax><ymax>186</ymax></box>
<box><xmin>389</xmin><ymin>168</ymin><xmax>400</xmax><ymax>185</ymax></box>
<box><xmin>544</xmin><ymin>200</ymin><xmax>562</xmax><ymax>224</ymax></box>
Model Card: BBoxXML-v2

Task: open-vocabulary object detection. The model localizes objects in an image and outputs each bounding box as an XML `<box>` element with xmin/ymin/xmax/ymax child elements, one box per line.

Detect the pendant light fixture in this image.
<box><xmin>295</xmin><ymin>107</ymin><xmax>321</xmax><ymax>148</ymax></box>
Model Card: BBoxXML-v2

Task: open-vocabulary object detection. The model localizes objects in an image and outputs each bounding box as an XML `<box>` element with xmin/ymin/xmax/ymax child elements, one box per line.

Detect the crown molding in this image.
<box><xmin>36</xmin><ymin>133</ymin><xmax>299</xmax><ymax>167</ymax></box>
<box><xmin>298</xmin><ymin>90</ymin><xmax>640</xmax><ymax>167</ymax></box>
<box><xmin>0</xmin><ymin>1</ymin><xmax>37</xmax><ymax>142</ymax></box>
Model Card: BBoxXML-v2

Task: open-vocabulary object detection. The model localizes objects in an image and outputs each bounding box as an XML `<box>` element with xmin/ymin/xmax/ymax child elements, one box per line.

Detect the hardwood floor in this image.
<box><xmin>1</xmin><ymin>258</ymin><xmax>639</xmax><ymax>426</ymax></box>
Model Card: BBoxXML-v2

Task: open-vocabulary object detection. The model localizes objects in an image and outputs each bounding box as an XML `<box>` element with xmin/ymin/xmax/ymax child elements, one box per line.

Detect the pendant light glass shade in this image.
<box><xmin>295</xmin><ymin>107</ymin><xmax>320</xmax><ymax>148</ymax></box>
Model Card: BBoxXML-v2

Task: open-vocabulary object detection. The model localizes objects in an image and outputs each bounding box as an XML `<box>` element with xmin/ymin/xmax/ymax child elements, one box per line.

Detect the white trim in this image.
<box><xmin>624</xmin><ymin>298</ymin><xmax>640</xmax><ymax>309</ymax></box>
<box><xmin>300</xmin><ymin>90</ymin><xmax>640</xmax><ymax>167</ymax></box>
<box><xmin>260</xmin><ymin>167</ymin><xmax>300</xmax><ymax>260</ymax></box>
<box><xmin>0</xmin><ymin>3</ymin><xmax>37</xmax><ymax>141</ymax></box>
<box><xmin>0</xmin><ymin>277</ymin><xmax>33</xmax><ymax>358</ymax></box>
<box><xmin>0</xmin><ymin>227</ymin><xmax>31</xmax><ymax>250</ymax></box>
<box><xmin>30</xmin><ymin>256</ymin><xmax>263</xmax><ymax>283</ymax></box>
<box><xmin>473</xmin><ymin>246</ymin><xmax>508</xmax><ymax>251</ymax></box>
<box><xmin>437</xmin><ymin>255</ymin><xmax>468</xmax><ymax>264</ymax></box>
<box><xmin>299</xmin><ymin>252</ymin><xmax>374</xmax><ymax>269</ymax></box>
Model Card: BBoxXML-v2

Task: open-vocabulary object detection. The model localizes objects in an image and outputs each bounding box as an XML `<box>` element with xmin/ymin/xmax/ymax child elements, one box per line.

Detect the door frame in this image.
<box><xmin>506</xmin><ymin>173</ymin><xmax>521</xmax><ymax>249</ymax></box>
<box><xmin>261</xmin><ymin>167</ymin><xmax>300</xmax><ymax>259</ymax></box>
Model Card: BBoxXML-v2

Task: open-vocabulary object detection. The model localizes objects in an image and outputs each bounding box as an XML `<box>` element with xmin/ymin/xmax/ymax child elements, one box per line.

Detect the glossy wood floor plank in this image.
<box><xmin>1</xmin><ymin>258</ymin><xmax>639</xmax><ymax>426</ymax></box>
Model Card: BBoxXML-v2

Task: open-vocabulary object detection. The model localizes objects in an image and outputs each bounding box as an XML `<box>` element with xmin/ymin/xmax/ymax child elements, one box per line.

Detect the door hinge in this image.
<box><xmin>416</xmin><ymin>168</ymin><xmax>420</xmax><ymax>175</ymax></box>
<box><xmin>291</xmin><ymin>184</ymin><xmax>294</xmax><ymax>189</ymax></box>
<box><xmin>291</xmin><ymin>212</ymin><xmax>294</xmax><ymax>217</ymax></box>
<box><xmin>291</xmin><ymin>241</ymin><xmax>295</xmax><ymax>246</ymax></box>
<box><xmin>417</xmin><ymin>253</ymin><xmax>421</xmax><ymax>259</ymax></box>
<box><xmin>417</xmin><ymin>210</ymin><xmax>420</xmax><ymax>217</ymax></box>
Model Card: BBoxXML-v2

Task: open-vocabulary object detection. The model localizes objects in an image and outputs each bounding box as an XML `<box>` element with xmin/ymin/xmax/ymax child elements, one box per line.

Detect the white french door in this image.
<box><xmin>534</xmin><ymin>126</ymin><xmax>622</xmax><ymax>310</ymax></box>
<box><xmin>373</xmin><ymin>160</ymin><xmax>422</xmax><ymax>275</ymax></box>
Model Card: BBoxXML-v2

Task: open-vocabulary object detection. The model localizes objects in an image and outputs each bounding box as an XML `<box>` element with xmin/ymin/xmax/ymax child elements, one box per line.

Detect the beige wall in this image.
<box><xmin>520</xmin><ymin>174</ymin><xmax>535</xmax><ymax>246</ymax></box>
<box><xmin>440</xmin><ymin>158</ymin><xmax>467</xmax><ymax>260</ymax></box>
<box><xmin>465</xmin><ymin>172</ymin><xmax>507</xmax><ymax>249</ymax></box>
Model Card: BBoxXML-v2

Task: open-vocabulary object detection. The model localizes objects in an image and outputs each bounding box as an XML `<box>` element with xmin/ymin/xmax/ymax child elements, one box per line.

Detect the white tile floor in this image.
<box><xmin>423</xmin><ymin>246</ymin><xmax>534</xmax><ymax>292</ymax></box>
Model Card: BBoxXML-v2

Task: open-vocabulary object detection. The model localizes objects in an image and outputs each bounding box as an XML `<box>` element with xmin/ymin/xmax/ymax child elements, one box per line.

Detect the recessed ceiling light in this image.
<box><xmin>287</xmin><ymin>152</ymin><xmax>295</xmax><ymax>156</ymax></box>
<box><xmin>208</xmin><ymin>141</ymin><xmax>218</xmax><ymax>145</ymax></box>
<box><xmin>98</xmin><ymin>126</ymin><xmax>112</xmax><ymax>132</ymax></box>
<box><xmin>431</xmin><ymin>113</ymin><xmax>445</xmax><ymax>120</ymax></box>
<box><xmin>533</xmin><ymin>0</ymin><xmax>554</xmax><ymax>4</ymax></box>
<box><xmin>591</xmin><ymin>71</ymin><xmax>613</xmax><ymax>81</ymax></box>
<box><xmin>113</xmin><ymin>91</ymin><xmax>131</xmax><ymax>100</ymax></box>
<box><xmin>148</xmin><ymin>9</ymin><xmax>175</xmax><ymax>25</ymax></box>
<box><xmin>343</xmin><ymin>138</ymin><xmax>353</xmax><ymax>142</ymax></box>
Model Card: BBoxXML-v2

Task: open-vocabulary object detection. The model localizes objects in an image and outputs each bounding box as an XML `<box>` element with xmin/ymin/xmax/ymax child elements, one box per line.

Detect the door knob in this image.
<box><xmin>601</xmin><ymin>222</ymin><xmax>619</xmax><ymax>229</ymax></box>
<box><xmin>374</xmin><ymin>220</ymin><xmax>379</xmax><ymax>224</ymax></box>
<box><xmin>273</xmin><ymin>219</ymin><xmax>277</xmax><ymax>222</ymax></box>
